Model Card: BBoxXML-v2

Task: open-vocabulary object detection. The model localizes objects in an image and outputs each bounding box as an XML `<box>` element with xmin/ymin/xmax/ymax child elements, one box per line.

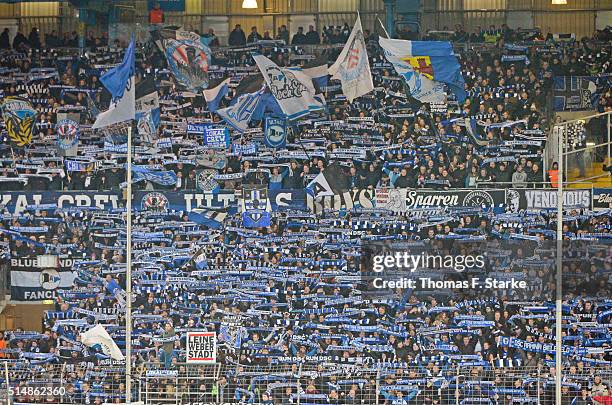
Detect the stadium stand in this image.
<box><xmin>0</xmin><ymin>19</ymin><xmax>609</xmax><ymax>405</ymax></box>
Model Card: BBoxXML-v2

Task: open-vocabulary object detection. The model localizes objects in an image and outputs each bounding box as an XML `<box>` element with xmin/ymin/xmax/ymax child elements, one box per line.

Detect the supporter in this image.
<box><xmin>12</xmin><ymin>30</ymin><xmax>29</xmax><ymax>51</ymax></box>
<box><xmin>512</xmin><ymin>164</ymin><xmax>528</xmax><ymax>188</ymax></box>
<box><xmin>291</xmin><ymin>27</ymin><xmax>307</xmax><ymax>45</ymax></box>
<box><xmin>548</xmin><ymin>162</ymin><xmax>560</xmax><ymax>188</ymax></box>
<box><xmin>276</xmin><ymin>24</ymin><xmax>290</xmax><ymax>44</ymax></box>
<box><xmin>247</xmin><ymin>26</ymin><xmax>262</xmax><ymax>44</ymax></box>
<box><xmin>228</xmin><ymin>24</ymin><xmax>246</xmax><ymax>46</ymax></box>
<box><xmin>0</xmin><ymin>21</ymin><xmax>609</xmax><ymax>405</ymax></box>
<box><xmin>149</xmin><ymin>3</ymin><xmax>164</xmax><ymax>25</ymax></box>
<box><xmin>305</xmin><ymin>25</ymin><xmax>320</xmax><ymax>44</ymax></box>
<box><xmin>0</xmin><ymin>28</ymin><xmax>10</xmax><ymax>49</ymax></box>
<box><xmin>202</xmin><ymin>28</ymin><xmax>220</xmax><ymax>47</ymax></box>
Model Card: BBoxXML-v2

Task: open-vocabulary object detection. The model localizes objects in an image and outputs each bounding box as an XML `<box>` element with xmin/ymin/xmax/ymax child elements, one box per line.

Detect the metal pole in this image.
<box><xmin>455</xmin><ymin>367</ymin><xmax>460</xmax><ymax>405</ymax></box>
<box><xmin>4</xmin><ymin>361</ymin><xmax>10</xmax><ymax>405</ymax></box>
<box><xmin>607</xmin><ymin>113</ymin><xmax>610</xmax><ymax>166</ymax></box>
<box><xmin>375</xmin><ymin>369</ymin><xmax>380</xmax><ymax>405</ymax></box>
<box><xmin>126</xmin><ymin>125</ymin><xmax>133</xmax><ymax>404</ymax></box>
<box><xmin>555</xmin><ymin>123</ymin><xmax>563</xmax><ymax>405</ymax></box>
<box><xmin>537</xmin><ymin>365</ymin><xmax>541</xmax><ymax>404</ymax></box>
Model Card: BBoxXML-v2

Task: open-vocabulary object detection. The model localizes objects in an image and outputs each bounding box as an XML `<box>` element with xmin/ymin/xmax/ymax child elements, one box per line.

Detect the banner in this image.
<box><xmin>0</xmin><ymin>192</ymin><xmax>121</xmax><ymax>215</ymax></box>
<box><xmin>203</xmin><ymin>127</ymin><xmax>230</xmax><ymax>149</ymax></box>
<box><xmin>307</xmin><ymin>188</ymin><xmax>376</xmax><ymax>214</ymax></box>
<box><xmin>593</xmin><ymin>188</ymin><xmax>612</xmax><ymax>210</ymax></box>
<box><xmin>269</xmin><ymin>189</ymin><xmax>307</xmax><ymax>211</ymax></box>
<box><xmin>186</xmin><ymin>331</ymin><xmax>216</xmax><ymax>364</ymax></box>
<box><xmin>264</xmin><ymin>117</ymin><xmax>287</xmax><ymax>148</ymax></box>
<box><xmin>553</xmin><ymin>76</ymin><xmax>610</xmax><ymax>111</ymax></box>
<box><xmin>56</xmin><ymin>118</ymin><xmax>79</xmax><ymax>150</ymax></box>
<box><xmin>513</xmin><ymin>189</ymin><xmax>592</xmax><ymax>210</ymax></box>
<box><xmin>10</xmin><ymin>255</ymin><xmax>76</xmax><ymax>301</ymax></box>
<box><xmin>1</xmin><ymin>96</ymin><xmax>37</xmax><ymax>147</ymax></box>
<box><xmin>374</xmin><ymin>189</ymin><xmax>507</xmax><ymax>215</ymax></box>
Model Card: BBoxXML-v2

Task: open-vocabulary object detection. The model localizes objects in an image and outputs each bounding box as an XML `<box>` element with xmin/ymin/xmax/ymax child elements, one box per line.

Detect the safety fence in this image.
<box><xmin>1</xmin><ymin>361</ymin><xmax>612</xmax><ymax>404</ymax></box>
<box><xmin>138</xmin><ymin>363</ymin><xmax>612</xmax><ymax>404</ymax></box>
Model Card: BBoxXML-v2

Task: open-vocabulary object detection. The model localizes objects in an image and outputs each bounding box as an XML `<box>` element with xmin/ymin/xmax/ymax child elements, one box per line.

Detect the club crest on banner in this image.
<box><xmin>141</xmin><ymin>192</ymin><xmax>169</xmax><ymax>211</ymax></box>
<box><xmin>196</xmin><ymin>169</ymin><xmax>219</xmax><ymax>192</ymax></box>
<box><xmin>56</xmin><ymin>118</ymin><xmax>80</xmax><ymax>150</ymax></box>
<box><xmin>341</xmin><ymin>32</ymin><xmax>369</xmax><ymax>82</ymax></box>
<box><xmin>402</xmin><ymin>56</ymin><xmax>434</xmax><ymax>79</ymax></box>
<box><xmin>1</xmin><ymin>96</ymin><xmax>37</xmax><ymax>147</ymax></box>
<box><xmin>164</xmin><ymin>38</ymin><xmax>211</xmax><ymax>91</ymax></box>
<box><xmin>264</xmin><ymin>117</ymin><xmax>286</xmax><ymax>148</ymax></box>
<box><xmin>40</xmin><ymin>269</ymin><xmax>61</xmax><ymax>290</ymax></box>
<box><xmin>463</xmin><ymin>190</ymin><xmax>495</xmax><ymax>210</ymax></box>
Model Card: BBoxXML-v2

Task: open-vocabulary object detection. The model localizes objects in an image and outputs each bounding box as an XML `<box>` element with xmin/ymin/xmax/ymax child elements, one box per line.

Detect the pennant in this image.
<box><xmin>328</xmin><ymin>14</ymin><xmax>374</xmax><ymax>102</ymax></box>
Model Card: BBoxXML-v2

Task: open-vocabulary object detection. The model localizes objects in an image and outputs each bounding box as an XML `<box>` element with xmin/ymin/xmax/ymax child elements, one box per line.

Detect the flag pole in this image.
<box><xmin>378</xmin><ymin>17</ymin><xmax>391</xmax><ymax>39</ymax></box>
<box><xmin>125</xmin><ymin>124</ymin><xmax>133</xmax><ymax>404</ymax></box>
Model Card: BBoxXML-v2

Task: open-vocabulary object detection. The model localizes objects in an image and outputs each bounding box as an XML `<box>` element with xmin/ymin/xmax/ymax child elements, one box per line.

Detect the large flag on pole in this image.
<box><xmin>328</xmin><ymin>14</ymin><xmax>374</xmax><ymax>102</ymax></box>
<box><xmin>305</xmin><ymin>163</ymin><xmax>348</xmax><ymax>199</ymax></box>
<box><xmin>135</xmin><ymin>77</ymin><xmax>160</xmax><ymax>142</ymax></box>
<box><xmin>217</xmin><ymin>88</ymin><xmax>264</xmax><ymax>132</ymax></box>
<box><xmin>379</xmin><ymin>37</ymin><xmax>466</xmax><ymax>103</ymax></box>
<box><xmin>80</xmin><ymin>324</ymin><xmax>125</xmax><ymax>360</ymax></box>
<box><xmin>203</xmin><ymin>77</ymin><xmax>231</xmax><ymax>112</ymax></box>
<box><xmin>93</xmin><ymin>38</ymin><xmax>136</xmax><ymax>129</ymax></box>
<box><xmin>252</xmin><ymin>54</ymin><xmax>323</xmax><ymax>120</ymax></box>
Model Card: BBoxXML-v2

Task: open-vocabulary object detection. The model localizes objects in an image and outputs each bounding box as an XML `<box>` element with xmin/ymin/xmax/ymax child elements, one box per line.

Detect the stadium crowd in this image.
<box><xmin>0</xmin><ymin>21</ymin><xmax>609</xmax><ymax>404</ymax></box>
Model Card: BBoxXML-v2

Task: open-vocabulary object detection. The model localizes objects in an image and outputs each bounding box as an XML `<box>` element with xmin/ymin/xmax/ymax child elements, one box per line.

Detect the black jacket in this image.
<box><xmin>228</xmin><ymin>29</ymin><xmax>246</xmax><ymax>46</ymax></box>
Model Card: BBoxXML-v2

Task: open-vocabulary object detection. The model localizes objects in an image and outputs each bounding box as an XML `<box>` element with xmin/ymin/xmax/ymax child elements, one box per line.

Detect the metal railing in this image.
<box><xmin>134</xmin><ymin>363</ymin><xmax>612</xmax><ymax>405</ymax></box>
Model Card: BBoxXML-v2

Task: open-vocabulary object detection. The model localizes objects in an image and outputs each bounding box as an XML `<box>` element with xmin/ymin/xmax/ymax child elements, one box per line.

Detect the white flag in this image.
<box><xmin>93</xmin><ymin>77</ymin><xmax>136</xmax><ymax>129</ymax></box>
<box><xmin>92</xmin><ymin>39</ymin><xmax>136</xmax><ymax>129</ymax></box>
<box><xmin>216</xmin><ymin>88</ymin><xmax>263</xmax><ymax>132</ymax></box>
<box><xmin>80</xmin><ymin>324</ymin><xmax>125</xmax><ymax>360</ymax></box>
<box><xmin>328</xmin><ymin>14</ymin><xmax>374</xmax><ymax>103</ymax></box>
<box><xmin>252</xmin><ymin>54</ymin><xmax>323</xmax><ymax>120</ymax></box>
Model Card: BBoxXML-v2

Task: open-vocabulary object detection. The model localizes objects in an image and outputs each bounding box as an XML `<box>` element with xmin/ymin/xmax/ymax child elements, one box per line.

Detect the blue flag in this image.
<box><xmin>217</xmin><ymin>88</ymin><xmax>263</xmax><ymax>132</ymax></box>
<box><xmin>100</xmin><ymin>38</ymin><xmax>135</xmax><ymax>101</ymax></box>
<box><xmin>93</xmin><ymin>38</ymin><xmax>136</xmax><ymax>129</ymax></box>
<box><xmin>379</xmin><ymin>37</ymin><xmax>466</xmax><ymax>103</ymax></box>
<box><xmin>132</xmin><ymin>165</ymin><xmax>177</xmax><ymax>186</ymax></box>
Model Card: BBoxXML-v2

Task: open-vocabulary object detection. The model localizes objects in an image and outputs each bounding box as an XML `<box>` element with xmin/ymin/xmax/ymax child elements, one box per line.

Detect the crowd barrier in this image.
<box><xmin>3</xmin><ymin>361</ymin><xmax>610</xmax><ymax>404</ymax></box>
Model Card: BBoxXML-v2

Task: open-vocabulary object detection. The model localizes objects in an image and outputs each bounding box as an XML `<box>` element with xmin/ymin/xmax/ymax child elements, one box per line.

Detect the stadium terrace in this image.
<box><xmin>0</xmin><ymin>8</ymin><xmax>609</xmax><ymax>405</ymax></box>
